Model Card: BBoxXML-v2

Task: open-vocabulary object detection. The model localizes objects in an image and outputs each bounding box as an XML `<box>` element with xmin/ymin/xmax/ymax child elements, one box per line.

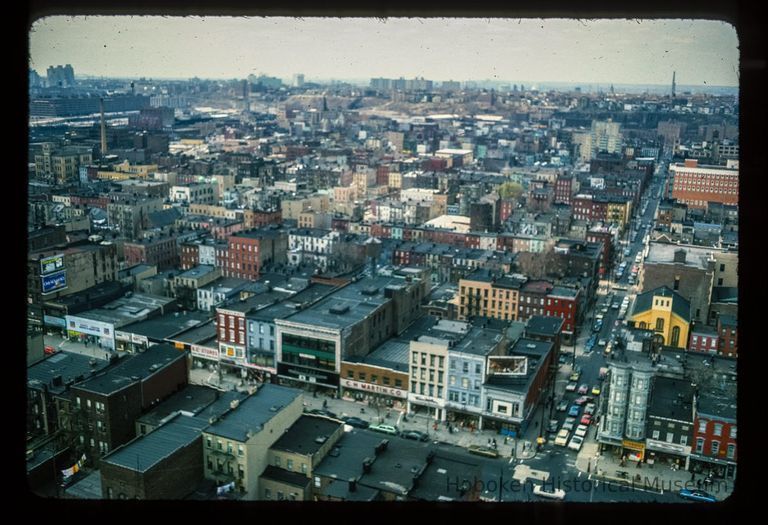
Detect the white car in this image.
<box><xmin>568</xmin><ymin>435</ymin><xmax>584</xmax><ymax>451</ymax></box>
<box><xmin>574</xmin><ymin>424</ymin><xmax>588</xmax><ymax>438</ymax></box>
<box><xmin>533</xmin><ymin>484</ymin><xmax>566</xmax><ymax>500</ymax></box>
<box><xmin>554</xmin><ymin>429</ymin><xmax>570</xmax><ymax>446</ymax></box>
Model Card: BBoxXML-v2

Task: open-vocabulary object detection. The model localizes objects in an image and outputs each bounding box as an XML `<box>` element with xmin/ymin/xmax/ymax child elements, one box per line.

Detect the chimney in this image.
<box><xmin>100</xmin><ymin>98</ymin><xmax>108</xmax><ymax>156</ymax></box>
<box><xmin>362</xmin><ymin>457</ymin><xmax>373</xmax><ymax>474</ymax></box>
<box><xmin>673</xmin><ymin>249</ymin><xmax>687</xmax><ymax>264</ymax></box>
<box><xmin>348</xmin><ymin>478</ymin><xmax>357</xmax><ymax>492</ymax></box>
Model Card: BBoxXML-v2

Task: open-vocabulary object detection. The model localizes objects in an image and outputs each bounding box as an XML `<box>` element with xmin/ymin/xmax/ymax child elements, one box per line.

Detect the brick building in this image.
<box><xmin>223</xmin><ymin>227</ymin><xmax>288</xmax><ymax>280</ymax></box>
<box><xmin>123</xmin><ymin>235</ymin><xmax>179</xmax><ymax>270</ymax></box>
<box><xmin>670</xmin><ymin>159</ymin><xmax>739</xmax><ymax>209</ymax></box>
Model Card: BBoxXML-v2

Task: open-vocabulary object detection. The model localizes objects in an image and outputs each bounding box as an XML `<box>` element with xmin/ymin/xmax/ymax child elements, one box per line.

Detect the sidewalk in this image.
<box><xmin>302</xmin><ymin>392</ymin><xmax>537</xmax><ymax>460</ymax></box>
<box><xmin>574</xmin><ymin>437</ymin><xmax>734</xmax><ymax>500</ymax></box>
<box><xmin>43</xmin><ymin>333</ymin><xmax>112</xmax><ymax>361</ymax></box>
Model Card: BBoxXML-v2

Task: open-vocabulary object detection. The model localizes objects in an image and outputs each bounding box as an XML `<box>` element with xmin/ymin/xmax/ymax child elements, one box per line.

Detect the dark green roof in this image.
<box><xmin>631</xmin><ymin>286</ymin><xmax>690</xmax><ymax>322</ymax></box>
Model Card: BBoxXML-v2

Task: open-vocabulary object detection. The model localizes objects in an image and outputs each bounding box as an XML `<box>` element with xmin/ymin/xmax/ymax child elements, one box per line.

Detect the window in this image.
<box><xmin>227</xmin><ymin>442</ymin><xmax>233</xmax><ymax>454</ymax></box>
<box><xmin>449</xmin><ymin>360</ymin><xmax>455</xmax><ymax>370</ymax></box>
<box><xmin>497</xmin><ymin>404</ymin><xmax>508</xmax><ymax>414</ymax></box>
<box><xmin>461</xmin><ymin>378</ymin><xmax>469</xmax><ymax>389</ymax></box>
<box><xmin>238</xmin><ymin>445</ymin><xmax>244</xmax><ymax>457</ymax></box>
<box><xmin>698</xmin><ymin>420</ymin><xmax>708</xmax><ymax>433</ymax></box>
<box><xmin>655</xmin><ymin>318</ymin><xmax>664</xmax><ymax>332</ymax></box>
<box><xmin>347</xmin><ymin>370</ymin><xmax>354</xmax><ymax>379</ymax></box>
<box><xmin>730</xmin><ymin>427</ymin><xmax>737</xmax><ymax>439</ymax></box>
<box><xmin>395</xmin><ymin>379</ymin><xmax>402</xmax><ymax>388</ymax></box>
<box><xmin>713</xmin><ymin>423</ymin><xmax>723</xmax><ymax>437</ymax></box>
<box><xmin>450</xmin><ymin>375</ymin><xmax>456</xmax><ymax>386</ymax></box>
<box><xmin>412</xmin><ymin>353</ymin><xmax>418</xmax><ymax>364</ymax></box>
<box><xmin>287</xmin><ymin>459</ymin><xmax>294</xmax><ymax>471</ymax></box>
<box><xmin>462</xmin><ymin>362</ymin><xmax>469</xmax><ymax>373</ymax></box>
<box><xmin>206</xmin><ymin>437</ymin><xmax>212</xmax><ymax>448</ymax></box>
<box><xmin>666</xmin><ymin>433</ymin><xmax>674</xmax><ymax>443</ymax></box>
<box><xmin>264</xmin><ymin>488</ymin><xmax>272</xmax><ymax>499</ymax></box>
<box><xmin>314</xmin><ymin>476</ymin><xmax>321</xmax><ymax>488</ymax></box>
<box><xmin>358</xmin><ymin>372</ymin><xmax>366</xmax><ymax>381</ymax></box>
<box><xmin>652</xmin><ymin>430</ymin><xmax>660</xmax><ymax>439</ymax></box>
<box><xmin>711</xmin><ymin>440</ymin><xmax>720</xmax><ymax>455</ymax></box>
<box><xmin>87</xmin><ymin>399</ymin><xmax>92</xmax><ymax>409</ymax></box>
<box><xmin>726</xmin><ymin>444</ymin><xmax>735</xmax><ymax>459</ymax></box>
<box><xmin>430</xmin><ymin>355</ymin><xmax>435</xmax><ymax>367</ymax></box>
<box><xmin>301</xmin><ymin>463</ymin><xmax>308</xmax><ymax>474</ymax></box>
<box><xmin>274</xmin><ymin>456</ymin><xmax>281</xmax><ymax>467</ymax></box>
<box><xmin>475</xmin><ymin>363</ymin><xmax>481</xmax><ymax>374</ymax></box>
<box><xmin>421</xmin><ymin>353</ymin><xmax>426</xmax><ymax>365</ymax></box>
<box><xmin>420</xmin><ymin>369</ymin><xmax>426</xmax><ymax>381</ymax></box>
<box><xmin>680</xmin><ymin>435</ymin><xmax>688</xmax><ymax>446</ymax></box>
<box><xmin>370</xmin><ymin>374</ymin><xmax>378</xmax><ymax>383</ymax></box>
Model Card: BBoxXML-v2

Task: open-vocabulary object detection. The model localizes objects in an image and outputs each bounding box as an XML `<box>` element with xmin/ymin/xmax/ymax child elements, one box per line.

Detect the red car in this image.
<box><xmin>44</xmin><ymin>345</ymin><xmax>55</xmax><ymax>355</ymax></box>
<box><xmin>580</xmin><ymin>414</ymin><xmax>592</xmax><ymax>426</ymax></box>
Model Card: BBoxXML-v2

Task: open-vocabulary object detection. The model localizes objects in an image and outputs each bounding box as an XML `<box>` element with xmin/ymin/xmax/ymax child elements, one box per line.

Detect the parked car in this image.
<box><xmin>557</xmin><ymin>399</ymin><xmax>569</xmax><ymax>412</ymax></box>
<box><xmin>678</xmin><ymin>489</ymin><xmax>717</xmax><ymax>503</ymax></box>
<box><xmin>574</xmin><ymin>396</ymin><xmax>590</xmax><ymax>406</ymax></box>
<box><xmin>568</xmin><ymin>405</ymin><xmax>581</xmax><ymax>417</ymax></box>
<box><xmin>569</xmin><ymin>370</ymin><xmax>581</xmax><ymax>382</ymax></box>
<box><xmin>580</xmin><ymin>414</ymin><xmax>593</xmax><ymax>426</ymax></box>
<box><xmin>309</xmin><ymin>409</ymin><xmax>339</xmax><ymax>419</ymax></box>
<box><xmin>574</xmin><ymin>424</ymin><xmax>588</xmax><ymax>438</ymax></box>
<box><xmin>554</xmin><ymin>429</ymin><xmax>570</xmax><ymax>446</ymax></box>
<box><xmin>584</xmin><ymin>403</ymin><xmax>596</xmax><ymax>415</ymax></box>
<box><xmin>577</xmin><ymin>384</ymin><xmax>589</xmax><ymax>395</ymax></box>
<box><xmin>401</xmin><ymin>430</ymin><xmax>430</xmax><ymax>442</ymax></box>
<box><xmin>342</xmin><ymin>416</ymin><xmax>369</xmax><ymax>429</ymax></box>
<box><xmin>369</xmin><ymin>424</ymin><xmax>398</xmax><ymax>436</ymax></box>
<box><xmin>547</xmin><ymin>419</ymin><xmax>560</xmax><ymax>434</ymax></box>
<box><xmin>533</xmin><ymin>483</ymin><xmax>566</xmax><ymax>500</ymax></box>
<box><xmin>568</xmin><ymin>435</ymin><xmax>584</xmax><ymax>451</ymax></box>
<box><xmin>592</xmin><ymin>385</ymin><xmax>602</xmax><ymax>396</ymax></box>
<box><xmin>468</xmin><ymin>445</ymin><xmax>499</xmax><ymax>458</ymax></box>
<box><xmin>565</xmin><ymin>382</ymin><xmax>578</xmax><ymax>392</ymax></box>
<box><xmin>562</xmin><ymin>417</ymin><xmax>576</xmax><ymax>432</ymax></box>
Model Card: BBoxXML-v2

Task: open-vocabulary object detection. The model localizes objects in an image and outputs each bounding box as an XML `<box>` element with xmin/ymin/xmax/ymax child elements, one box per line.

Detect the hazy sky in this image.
<box><xmin>29</xmin><ymin>17</ymin><xmax>739</xmax><ymax>86</ymax></box>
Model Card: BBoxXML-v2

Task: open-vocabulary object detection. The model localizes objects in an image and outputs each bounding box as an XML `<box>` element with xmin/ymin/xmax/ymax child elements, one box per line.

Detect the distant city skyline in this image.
<box><xmin>29</xmin><ymin>17</ymin><xmax>739</xmax><ymax>88</ymax></box>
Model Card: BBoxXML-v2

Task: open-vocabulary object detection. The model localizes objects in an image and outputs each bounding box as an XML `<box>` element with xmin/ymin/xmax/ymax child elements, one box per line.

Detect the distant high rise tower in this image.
<box><xmin>293</xmin><ymin>73</ymin><xmax>305</xmax><ymax>87</ymax></box>
<box><xmin>46</xmin><ymin>64</ymin><xmax>75</xmax><ymax>88</ymax></box>
<box><xmin>99</xmin><ymin>98</ymin><xmax>107</xmax><ymax>156</ymax></box>
<box><xmin>672</xmin><ymin>71</ymin><xmax>676</xmax><ymax>98</ymax></box>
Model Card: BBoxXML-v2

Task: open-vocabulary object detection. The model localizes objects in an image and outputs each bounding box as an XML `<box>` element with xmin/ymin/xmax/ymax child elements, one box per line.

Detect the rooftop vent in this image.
<box><xmin>361</xmin><ymin>286</ymin><xmax>379</xmax><ymax>296</ymax></box>
<box><xmin>230</xmin><ymin>399</ymin><xmax>240</xmax><ymax>410</ymax></box>
<box><xmin>362</xmin><ymin>457</ymin><xmax>373</xmax><ymax>474</ymax></box>
<box><xmin>329</xmin><ymin>304</ymin><xmax>350</xmax><ymax>315</ymax></box>
<box><xmin>314</xmin><ymin>435</ymin><xmax>328</xmax><ymax>444</ymax></box>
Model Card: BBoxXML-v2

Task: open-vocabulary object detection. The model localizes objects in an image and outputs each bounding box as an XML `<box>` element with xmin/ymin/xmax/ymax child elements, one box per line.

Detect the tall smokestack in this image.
<box><xmin>100</xmin><ymin>98</ymin><xmax>107</xmax><ymax>156</ymax></box>
<box><xmin>130</xmin><ymin>81</ymin><xmax>135</xmax><ymax>95</ymax></box>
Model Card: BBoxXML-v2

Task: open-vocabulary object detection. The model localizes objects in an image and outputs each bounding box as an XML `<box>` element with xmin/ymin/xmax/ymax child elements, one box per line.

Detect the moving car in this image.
<box><xmin>568</xmin><ymin>405</ymin><xmax>581</xmax><ymax>417</ymax></box>
<box><xmin>562</xmin><ymin>417</ymin><xmax>576</xmax><ymax>432</ymax></box>
<box><xmin>547</xmin><ymin>419</ymin><xmax>560</xmax><ymax>434</ymax></box>
<box><xmin>308</xmin><ymin>409</ymin><xmax>339</xmax><ymax>419</ymax></box>
<box><xmin>574</xmin><ymin>396</ymin><xmax>590</xmax><ymax>406</ymax></box>
<box><xmin>577</xmin><ymin>384</ymin><xmax>589</xmax><ymax>395</ymax></box>
<box><xmin>584</xmin><ymin>403</ymin><xmax>596</xmax><ymax>415</ymax></box>
<box><xmin>592</xmin><ymin>385</ymin><xmax>601</xmax><ymax>396</ymax></box>
<box><xmin>565</xmin><ymin>382</ymin><xmax>577</xmax><ymax>393</ymax></box>
<box><xmin>568</xmin><ymin>435</ymin><xmax>584</xmax><ymax>451</ymax></box>
<box><xmin>401</xmin><ymin>430</ymin><xmax>430</xmax><ymax>442</ymax></box>
<box><xmin>533</xmin><ymin>484</ymin><xmax>566</xmax><ymax>500</ymax></box>
<box><xmin>678</xmin><ymin>489</ymin><xmax>717</xmax><ymax>503</ymax></box>
<box><xmin>554</xmin><ymin>429</ymin><xmax>570</xmax><ymax>446</ymax></box>
<box><xmin>574</xmin><ymin>424</ymin><xmax>588</xmax><ymax>438</ymax></box>
<box><xmin>569</xmin><ymin>370</ymin><xmax>581</xmax><ymax>382</ymax></box>
<box><xmin>557</xmin><ymin>399</ymin><xmax>569</xmax><ymax>412</ymax></box>
<box><xmin>342</xmin><ymin>416</ymin><xmax>369</xmax><ymax>429</ymax></box>
<box><xmin>369</xmin><ymin>424</ymin><xmax>399</xmax><ymax>436</ymax></box>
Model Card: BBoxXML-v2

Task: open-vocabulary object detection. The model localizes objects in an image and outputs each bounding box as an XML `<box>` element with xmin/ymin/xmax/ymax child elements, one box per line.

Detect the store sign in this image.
<box><xmin>191</xmin><ymin>345</ymin><xmax>220</xmax><ymax>360</ymax></box>
<box><xmin>622</xmin><ymin>439</ymin><xmax>646</xmax><ymax>452</ymax></box>
<box><xmin>408</xmin><ymin>394</ymin><xmax>446</xmax><ymax>407</ymax></box>
<box><xmin>41</xmin><ymin>271</ymin><xmax>67</xmax><ymax>294</ymax></box>
<box><xmin>43</xmin><ymin>315</ymin><xmax>66</xmax><ymax>328</ymax></box>
<box><xmin>646</xmin><ymin>439</ymin><xmax>690</xmax><ymax>456</ymax></box>
<box><xmin>341</xmin><ymin>378</ymin><xmax>407</xmax><ymax>399</ymax></box>
<box><xmin>115</xmin><ymin>331</ymin><xmax>131</xmax><ymax>342</ymax></box>
<box><xmin>66</xmin><ymin>317</ymin><xmax>112</xmax><ymax>338</ymax></box>
<box><xmin>130</xmin><ymin>333</ymin><xmax>148</xmax><ymax>345</ymax></box>
<box><xmin>40</xmin><ymin>254</ymin><xmax>64</xmax><ymax>276</ymax></box>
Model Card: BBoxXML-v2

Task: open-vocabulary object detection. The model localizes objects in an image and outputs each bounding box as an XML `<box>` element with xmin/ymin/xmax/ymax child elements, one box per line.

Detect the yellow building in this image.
<box><xmin>606</xmin><ymin>200</ymin><xmax>632</xmax><ymax>230</ymax></box>
<box><xmin>628</xmin><ymin>286</ymin><xmax>690</xmax><ymax>349</ymax></box>
<box><xmin>458</xmin><ymin>270</ymin><xmax>524</xmax><ymax>322</ymax></box>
